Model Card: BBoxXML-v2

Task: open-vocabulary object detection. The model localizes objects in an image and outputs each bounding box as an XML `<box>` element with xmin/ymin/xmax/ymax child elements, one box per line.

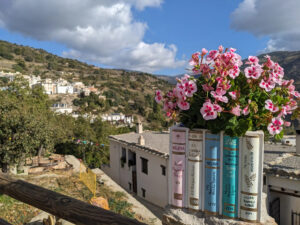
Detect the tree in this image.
<box><xmin>0</xmin><ymin>77</ymin><xmax>55</xmax><ymax>172</ymax></box>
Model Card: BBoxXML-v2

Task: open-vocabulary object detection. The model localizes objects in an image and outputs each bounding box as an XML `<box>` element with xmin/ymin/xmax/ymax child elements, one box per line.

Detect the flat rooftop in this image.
<box><xmin>109</xmin><ymin>131</ymin><xmax>170</xmax><ymax>158</ymax></box>
<box><xmin>264</xmin><ymin>143</ymin><xmax>300</xmax><ymax>179</ymax></box>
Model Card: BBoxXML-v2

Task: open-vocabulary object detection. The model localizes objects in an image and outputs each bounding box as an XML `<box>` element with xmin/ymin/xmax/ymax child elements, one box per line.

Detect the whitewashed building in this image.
<box><xmin>104</xmin><ymin>126</ymin><xmax>300</xmax><ymax>220</ymax></box>
<box><xmin>281</xmin><ymin>135</ymin><xmax>296</xmax><ymax>146</ymax></box>
<box><xmin>56</xmin><ymin>84</ymin><xmax>73</xmax><ymax>94</ymax></box>
<box><xmin>101</xmin><ymin>113</ymin><xmax>134</xmax><ymax>125</ymax></box>
<box><xmin>73</xmin><ymin>82</ymin><xmax>85</xmax><ymax>93</ymax></box>
<box><xmin>103</xmin><ymin>123</ymin><xmax>169</xmax><ymax>207</ymax></box>
<box><xmin>263</xmin><ymin>142</ymin><xmax>300</xmax><ymax>225</ymax></box>
<box><xmin>0</xmin><ymin>71</ymin><xmax>20</xmax><ymax>81</ymax></box>
<box><xmin>51</xmin><ymin>103</ymin><xmax>73</xmax><ymax>114</ymax></box>
<box><xmin>41</xmin><ymin>78</ymin><xmax>56</xmax><ymax>94</ymax></box>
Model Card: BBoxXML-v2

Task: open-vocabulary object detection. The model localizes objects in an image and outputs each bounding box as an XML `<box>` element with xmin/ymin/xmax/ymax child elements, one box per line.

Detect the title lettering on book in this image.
<box><xmin>172</xmin><ymin>130</ymin><xmax>186</xmax><ymax>144</ymax></box>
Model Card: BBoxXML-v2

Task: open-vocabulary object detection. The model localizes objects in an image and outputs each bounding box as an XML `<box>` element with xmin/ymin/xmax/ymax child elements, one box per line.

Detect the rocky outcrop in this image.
<box><xmin>64</xmin><ymin>155</ymin><xmax>81</xmax><ymax>173</ymax></box>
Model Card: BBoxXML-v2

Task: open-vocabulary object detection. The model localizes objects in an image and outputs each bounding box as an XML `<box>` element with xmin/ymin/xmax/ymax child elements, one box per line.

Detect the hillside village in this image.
<box><xmin>0</xmin><ymin>70</ymin><xmax>135</xmax><ymax>126</ymax></box>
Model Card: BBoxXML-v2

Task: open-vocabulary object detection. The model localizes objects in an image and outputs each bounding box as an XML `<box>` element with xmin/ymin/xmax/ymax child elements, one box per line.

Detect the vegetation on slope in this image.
<box><xmin>0</xmin><ymin>40</ymin><xmax>173</xmax><ymax>129</ymax></box>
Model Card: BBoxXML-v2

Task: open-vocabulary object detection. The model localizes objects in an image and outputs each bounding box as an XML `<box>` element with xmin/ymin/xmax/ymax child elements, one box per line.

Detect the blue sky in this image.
<box><xmin>0</xmin><ymin>0</ymin><xmax>299</xmax><ymax>75</ymax></box>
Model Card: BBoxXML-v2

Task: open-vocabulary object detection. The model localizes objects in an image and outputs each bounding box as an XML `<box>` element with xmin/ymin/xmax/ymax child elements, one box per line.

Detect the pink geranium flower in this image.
<box><xmin>229</xmin><ymin>91</ymin><xmax>237</xmax><ymax>100</ymax></box>
<box><xmin>200</xmin><ymin>101</ymin><xmax>221</xmax><ymax>120</ymax></box>
<box><xmin>247</xmin><ymin>56</ymin><xmax>259</xmax><ymax>65</ymax></box>
<box><xmin>202</xmin><ymin>84</ymin><xmax>214</xmax><ymax>92</ymax></box>
<box><xmin>242</xmin><ymin>105</ymin><xmax>250</xmax><ymax>116</ymax></box>
<box><xmin>206</xmin><ymin>50</ymin><xmax>219</xmax><ymax>62</ymax></box>
<box><xmin>244</xmin><ymin>65</ymin><xmax>263</xmax><ymax>79</ymax></box>
<box><xmin>155</xmin><ymin>90</ymin><xmax>163</xmax><ymax>103</ymax></box>
<box><xmin>218</xmin><ymin>45</ymin><xmax>224</xmax><ymax>53</ymax></box>
<box><xmin>228</xmin><ymin>65</ymin><xmax>240</xmax><ymax>79</ymax></box>
<box><xmin>265</xmin><ymin>100</ymin><xmax>279</xmax><ymax>112</ymax></box>
<box><xmin>201</xmin><ymin>48</ymin><xmax>208</xmax><ymax>56</ymax></box>
<box><xmin>230</xmin><ymin>105</ymin><xmax>241</xmax><ymax>116</ymax></box>
<box><xmin>264</xmin><ymin>55</ymin><xmax>275</xmax><ymax>68</ymax></box>
<box><xmin>184</xmin><ymin>80</ymin><xmax>197</xmax><ymax>97</ymax></box>
<box><xmin>177</xmin><ymin>100</ymin><xmax>190</xmax><ymax>110</ymax></box>
<box><xmin>268</xmin><ymin>117</ymin><xmax>283</xmax><ymax>135</ymax></box>
<box><xmin>189</xmin><ymin>52</ymin><xmax>200</xmax><ymax>66</ymax></box>
<box><xmin>259</xmin><ymin>78</ymin><xmax>275</xmax><ymax>92</ymax></box>
<box><xmin>211</xmin><ymin>88</ymin><xmax>228</xmax><ymax>103</ymax></box>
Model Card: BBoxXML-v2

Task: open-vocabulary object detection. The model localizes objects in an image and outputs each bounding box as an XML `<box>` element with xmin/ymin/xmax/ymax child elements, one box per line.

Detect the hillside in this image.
<box><xmin>0</xmin><ymin>40</ymin><xmax>172</xmax><ymax>129</ymax></box>
<box><xmin>157</xmin><ymin>51</ymin><xmax>300</xmax><ymax>90</ymax></box>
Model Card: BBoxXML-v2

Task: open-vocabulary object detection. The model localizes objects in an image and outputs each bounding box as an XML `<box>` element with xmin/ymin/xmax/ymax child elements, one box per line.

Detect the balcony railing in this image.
<box><xmin>0</xmin><ymin>173</ymin><xmax>145</xmax><ymax>225</ymax></box>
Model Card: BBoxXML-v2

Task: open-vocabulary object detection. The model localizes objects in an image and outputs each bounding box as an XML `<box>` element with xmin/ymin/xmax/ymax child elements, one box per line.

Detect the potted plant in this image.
<box><xmin>155</xmin><ymin>46</ymin><xmax>299</xmax><ymax>139</ymax></box>
<box><xmin>155</xmin><ymin>46</ymin><xmax>300</xmax><ymax>222</ymax></box>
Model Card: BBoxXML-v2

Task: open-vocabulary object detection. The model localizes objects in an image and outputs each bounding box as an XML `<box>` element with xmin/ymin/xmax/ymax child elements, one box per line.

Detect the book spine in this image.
<box><xmin>240</xmin><ymin>134</ymin><xmax>260</xmax><ymax>222</ymax></box>
<box><xmin>204</xmin><ymin>133</ymin><xmax>220</xmax><ymax>215</ymax></box>
<box><xmin>171</xmin><ymin>129</ymin><xmax>187</xmax><ymax>208</ymax></box>
<box><xmin>222</xmin><ymin>136</ymin><xmax>239</xmax><ymax>219</ymax></box>
<box><xmin>187</xmin><ymin>130</ymin><xmax>203</xmax><ymax>211</ymax></box>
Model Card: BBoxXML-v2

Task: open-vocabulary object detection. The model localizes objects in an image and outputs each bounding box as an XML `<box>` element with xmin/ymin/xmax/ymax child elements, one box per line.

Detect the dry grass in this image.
<box><xmin>0</xmin><ymin>170</ymin><xmax>137</xmax><ymax>225</ymax></box>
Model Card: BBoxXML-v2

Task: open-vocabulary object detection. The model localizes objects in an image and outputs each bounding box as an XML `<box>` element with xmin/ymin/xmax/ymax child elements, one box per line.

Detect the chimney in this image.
<box><xmin>136</xmin><ymin>118</ymin><xmax>143</xmax><ymax>134</ymax></box>
<box><xmin>138</xmin><ymin>135</ymin><xmax>145</xmax><ymax>146</ymax></box>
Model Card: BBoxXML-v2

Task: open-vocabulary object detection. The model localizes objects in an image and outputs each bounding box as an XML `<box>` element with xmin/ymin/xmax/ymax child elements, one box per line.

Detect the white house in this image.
<box><xmin>51</xmin><ymin>103</ymin><xmax>73</xmax><ymax>114</ymax></box>
<box><xmin>73</xmin><ymin>82</ymin><xmax>85</xmax><ymax>94</ymax></box>
<box><xmin>104</xmin><ymin>126</ymin><xmax>300</xmax><ymax>221</ymax></box>
<box><xmin>101</xmin><ymin>113</ymin><xmax>134</xmax><ymax>125</ymax></box>
<box><xmin>264</xmin><ymin>142</ymin><xmax>300</xmax><ymax>225</ymax></box>
<box><xmin>56</xmin><ymin>84</ymin><xmax>74</xmax><ymax>94</ymax></box>
<box><xmin>103</xmin><ymin>122</ymin><xmax>169</xmax><ymax>207</ymax></box>
<box><xmin>41</xmin><ymin>78</ymin><xmax>56</xmax><ymax>94</ymax></box>
<box><xmin>281</xmin><ymin>135</ymin><xmax>296</xmax><ymax>146</ymax></box>
<box><xmin>0</xmin><ymin>71</ymin><xmax>20</xmax><ymax>81</ymax></box>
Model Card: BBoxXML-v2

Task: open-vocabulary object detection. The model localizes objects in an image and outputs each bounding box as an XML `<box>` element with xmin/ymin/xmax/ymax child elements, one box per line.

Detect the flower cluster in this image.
<box><xmin>155</xmin><ymin>74</ymin><xmax>197</xmax><ymax>118</ymax></box>
<box><xmin>155</xmin><ymin>46</ymin><xmax>300</xmax><ymax>138</ymax></box>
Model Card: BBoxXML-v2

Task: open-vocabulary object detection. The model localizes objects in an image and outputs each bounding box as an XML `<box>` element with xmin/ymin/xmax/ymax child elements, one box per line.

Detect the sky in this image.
<box><xmin>0</xmin><ymin>0</ymin><xmax>299</xmax><ymax>75</ymax></box>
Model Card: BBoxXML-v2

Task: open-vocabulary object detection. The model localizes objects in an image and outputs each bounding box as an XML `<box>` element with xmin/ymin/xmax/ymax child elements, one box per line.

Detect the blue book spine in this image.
<box><xmin>204</xmin><ymin>133</ymin><xmax>220</xmax><ymax>215</ymax></box>
<box><xmin>222</xmin><ymin>136</ymin><xmax>239</xmax><ymax>218</ymax></box>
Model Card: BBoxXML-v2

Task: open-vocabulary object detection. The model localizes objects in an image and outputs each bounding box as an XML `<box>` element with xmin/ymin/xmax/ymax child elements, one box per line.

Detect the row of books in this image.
<box><xmin>169</xmin><ymin>126</ymin><xmax>264</xmax><ymax>223</ymax></box>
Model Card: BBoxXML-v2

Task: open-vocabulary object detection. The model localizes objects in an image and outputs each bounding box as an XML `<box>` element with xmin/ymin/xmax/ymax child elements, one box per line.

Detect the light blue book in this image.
<box><xmin>204</xmin><ymin>133</ymin><xmax>220</xmax><ymax>215</ymax></box>
<box><xmin>222</xmin><ymin>136</ymin><xmax>239</xmax><ymax>218</ymax></box>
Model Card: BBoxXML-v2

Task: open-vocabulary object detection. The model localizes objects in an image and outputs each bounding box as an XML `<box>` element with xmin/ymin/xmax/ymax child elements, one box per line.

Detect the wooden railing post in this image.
<box><xmin>0</xmin><ymin>174</ymin><xmax>145</xmax><ymax>225</ymax></box>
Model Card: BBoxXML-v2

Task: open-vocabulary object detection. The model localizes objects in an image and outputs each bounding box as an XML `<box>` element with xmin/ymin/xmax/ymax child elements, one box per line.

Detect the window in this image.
<box><xmin>263</xmin><ymin>175</ymin><xmax>266</xmax><ymax>186</ymax></box>
<box><xmin>141</xmin><ymin>188</ymin><xmax>146</xmax><ymax>198</ymax></box>
<box><xmin>128</xmin><ymin>182</ymin><xmax>132</xmax><ymax>191</ymax></box>
<box><xmin>121</xmin><ymin>147</ymin><xmax>126</xmax><ymax>168</ymax></box>
<box><xmin>141</xmin><ymin>157</ymin><xmax>148</xmax><ymax>174</ymax></box>
<box><xmin>161</xmin><ymin>165</ymin><xmax>166</xmax><ymax>176</ymax></box>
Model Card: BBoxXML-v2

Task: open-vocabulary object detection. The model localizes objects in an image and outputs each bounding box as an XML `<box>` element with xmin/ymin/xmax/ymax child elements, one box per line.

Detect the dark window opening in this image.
<box><xmin>161</xmin><ymin>165</ymin><xmax>166</xmax><ymax>176</ymax></box>
<box><xmin>129</xmin><ymin>182</ymin><xmax>132</xmax><ymax>191</ymax></box>
<box><xmin>121</xmin><ymin>147</ymin><xmax>126</xmax><ymax>168</ymax></box>
<box><xmin>141</xmin><ymin>157</ymin><xmax>148</xmax><ymax>174</ymax></box>
<box><xmin>141</xmin><ymin>188</ymin><xmax>146</xmax><ymax>198</ymax></box>
<box><xmin>263</xmin><ymin>175</ymin><xmax>266</xmax><ymax>186</ymax></box>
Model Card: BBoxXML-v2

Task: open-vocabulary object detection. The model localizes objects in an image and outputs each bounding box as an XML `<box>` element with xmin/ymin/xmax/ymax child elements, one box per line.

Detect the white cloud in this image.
<box><xmin>230</xmin><ymin>0</ymin><xmax>300</xmax><ymax>52</ymax></box>
<box><xmin>0</xmin><ymin>0</ymin><xmax>184</xmax><ymax>73</ymax></box>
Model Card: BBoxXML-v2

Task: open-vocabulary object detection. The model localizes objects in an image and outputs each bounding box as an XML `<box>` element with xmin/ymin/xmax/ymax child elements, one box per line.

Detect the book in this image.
<box><xmin>204</xmin><ymin>132</ymin><xmax>220</xmax><ymax>215</ymax></box>
<box><xmin>187</xmin><ymin>130</ymin><xmax>203</xmax><ymax>211</ymax></box>
<box><xmin>222</xmin><ymin>136</ymin><xmax>239</xmax><ymax>218</ymax></box>
<box><xmin>240</xmin><ymin>133</ymin><xmax>261</xmax><ymax>222</ymax></box>
<box><xmin>170</xmin><ymin>128</ymin><xmax>187</xmax><ymax>208</ymax></box>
